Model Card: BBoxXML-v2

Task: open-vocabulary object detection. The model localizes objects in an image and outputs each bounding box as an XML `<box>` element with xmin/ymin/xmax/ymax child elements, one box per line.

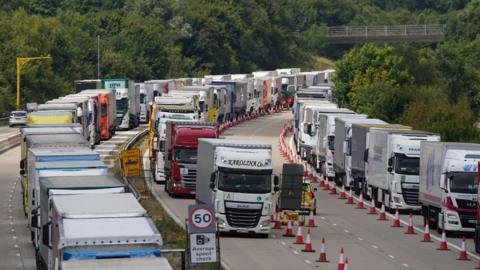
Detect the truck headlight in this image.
<box><xmin>260</xmin><ymin>219</ymin><xmax>270</xmax><ymax>227</ymax></box>
<box><xmin>217</xmin><ymin>217</ymin><xmax>226</xmax><ymax>226</ymax></box>
<box><xmin>446</xmin><ymin>213</ymin><xmax>459</xmax><ymax>220</ymax></box>
<box><xmin>180</xmin><ymin>168</ymin><xmax>189</xmax><ymax>175</ymax></box>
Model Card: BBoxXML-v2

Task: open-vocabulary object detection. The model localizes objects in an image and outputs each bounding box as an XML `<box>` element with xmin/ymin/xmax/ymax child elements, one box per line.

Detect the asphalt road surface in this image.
<box><xmin>0</xmin><ymin>147</ymin><xmax>35</xmax><ymax>270</ymax></box>
<box><xmin>150</xmin><ymin>111</ymin><xmax>480</xmax><ymax>270</ymax></box>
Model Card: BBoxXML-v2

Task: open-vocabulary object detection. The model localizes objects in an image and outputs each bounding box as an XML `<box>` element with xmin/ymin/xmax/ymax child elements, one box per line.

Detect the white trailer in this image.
<box><xmin>419</xmin><ymin>142</ymin><xmax>480</xmax><ymax>232</ymax></box>
<box><xmin>366</xmin><ymin>130</ymin><xmax>440</xmax><ymax>210</ymax></box>
<box><xmin>333</xmin><ymin>117</ymin><xmax>386</xmax><ymax>188</ymax></box>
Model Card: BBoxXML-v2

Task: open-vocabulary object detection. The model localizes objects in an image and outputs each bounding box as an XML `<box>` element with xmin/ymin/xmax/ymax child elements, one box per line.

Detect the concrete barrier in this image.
<box><xmin>0</xmin><ymin>133</ymin><xmax>21</xmax><ymax>154</ymax></box>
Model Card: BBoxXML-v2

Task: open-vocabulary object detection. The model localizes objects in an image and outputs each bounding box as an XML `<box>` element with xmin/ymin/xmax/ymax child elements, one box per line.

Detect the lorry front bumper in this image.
<box><xmin>216</xmin><ymin>214</ymin><xmax>271</xmax><ymax>235</ymax></box>
<box><xmin>443</xmin><ymin>210</ymin><xmax>475</xmax><ymax>232</ymax></box>
<box><xmin>391</xmin><ymin>193</ymin><xmax>421</xmax><ymax>211</ymax></box>
<box><xmin>170</xmin><ymin>181</ymin><xmax>195</xmax><ymax>195</ymax></box>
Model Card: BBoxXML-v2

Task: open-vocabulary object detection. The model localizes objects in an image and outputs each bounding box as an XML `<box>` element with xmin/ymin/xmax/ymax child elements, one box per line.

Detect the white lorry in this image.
<box><xmin>333</xmin><ymin>117</ymin><xmax>386</xmax><ymax>187</ymax></box>
<box><xmin>102</xmin><ymin>79</ymin><xmax>140</xmax><ymax>130</ymax></box>
<box><xmin>136</xmin><ymin>83</ymin><xmax>150</xmax><ymax>123</ymax></box>
<box><xmin>313</xmin><ymin>112</ymin><xmax>363</xmax><ymax>179</ymax></box>
<box><xmin>39</xmin><ymin>193</ymin><xmax>163</xmax><ymax>270</ymax></box>
<box><xmin>419</xmin><ymin>142</ymin><xmax>480</xmax><ymax>232</ymax></box>
<box><xmin>366</xmin><ymin>130</ymin><xmax>440</xmax><ymax>210</ymax></box>
<box><xmin>196</xmin><ymin>139</ymin><xmax>278</xmax><ymax>237</ymax></box>
<box><xmin>349</xmin><ymin>123</ymin><xmax>411</xmax><ymax>194</ymax></box>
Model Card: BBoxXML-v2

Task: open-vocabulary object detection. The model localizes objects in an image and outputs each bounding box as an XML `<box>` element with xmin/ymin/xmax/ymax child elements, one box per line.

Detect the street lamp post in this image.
<box><xmin>16</xmin><ymin>56</ymin><xmax>51</xmax><ymax>109</ymax></box>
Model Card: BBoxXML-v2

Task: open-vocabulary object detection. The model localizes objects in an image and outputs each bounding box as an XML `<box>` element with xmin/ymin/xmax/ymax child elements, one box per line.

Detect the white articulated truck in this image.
<box><xmin>350</xmin><ymin>124</ymin><xmax>411</xmax><ymax>194</ymax></box>
<box><xmin>366</xmin><ymin>130</ymin><xmax>440</xmax><ymax>210</ymax></box>
<box><xmin>196</xmin><ymin>139</ymin><xmax>278</xmax><ymax>237</ymax></box>
<box><xmin>419</xmin><ymin>142</ymin><xmax>480</xmax><ymax>232</ymax></box>
<box><xmin>314</xmin><ymin>112</ymin><xmax>365</xmax><ymax>180</ymax></box>
<box><xmin>333</xmin><ymin>117</ymin><xmax>386</xmax><ymax>187</ymax></box>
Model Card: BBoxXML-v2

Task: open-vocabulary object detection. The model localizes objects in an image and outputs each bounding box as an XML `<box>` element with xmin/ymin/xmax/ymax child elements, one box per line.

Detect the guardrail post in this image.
<box><xmin>346</xmin><ymin>26</ymin><xmax>349</xmax><ymax>36</ymax></box>
<box><xmin>424</xmin><ymin>24</ymin><xmax>427</xmax><ymax>35</ymax></box>
<box><xmin>181</xmin><ymin>250</ymin><xmax>186</xmax><ymax>270</ymax></box>
<box><xmin>385</xmin><ymin>25</ymin><xmax>388</xmax><ymax>36</ymax></box>
<box><xmin>404</xmin><ymin>25</ymin><xmax>407</xmax><ymax>35</ymax></box>
<box><xmin>365</xmin><ymin>26</ymin><xmax>368</xmax><ymax>37</ymax></box>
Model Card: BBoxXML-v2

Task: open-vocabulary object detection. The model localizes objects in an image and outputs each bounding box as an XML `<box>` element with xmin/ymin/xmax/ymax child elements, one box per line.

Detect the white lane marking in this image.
<box><xmin>332</xmin><ymin>223</ymin><xmax>337</xmax><ymax>226</ymax></box>
<box><xmin>321</xmin><ymin>217</ymin><xmax>326</xmax><ymax>220</ymax></box>
<box><xmin>305</xmin><ymin>259</ymin><xmax>312</xmax><ymax>264</ymax></box>
<box><xmin>14</xmin><ymin>244</ymin><xmax>18</xmax><ymax>248</ymax></box>
<box><xmin>358</xmin><ymin>237</ymin><xmax>363</xmax><ymax>241</ymax></box>
<box><xmin>293</xmin><ymin>250</ymin><xmax>299</xmax><ymax>255</ymax></box>
<box><xmin>344</xmin><ymin>229</ymin><xmax>349</xmax><ymax>233</ymax></box>
<box><xmin>403</xmin><ymin>263</ymin><xmax>409</xmax><ymax>268</ymax></box>
<box><xmin>388</xmin><ymin>255</ymin><xmax>395</xmax><ymax>259</ymax></box>
<box><xmin>371</xmin><ymin>245</ymin><xmax>378</xmax><ymax>249</ymax></box>
<box><xmin>281</xmin><ymin>241</ymin><xmax>286</xmax><ymax>246</ymax></box>
<box><xmin>345</xmin><ymin>190</ymin><xmax>480</xmax><ymax>261</ymax></box>
<box><xmin>16</xmin><ymin>253</ymin><xmax>20</xmax><ymax>257</ymax></box>
<box><xmin>271</xmin><ymin>234</ymin><xmax>276</xmax><ymax>238</ymax></box>
<box><xmin>12</xmin><ymin>236</ymin><xmax>16</xmax><ymax>239</ymax></box>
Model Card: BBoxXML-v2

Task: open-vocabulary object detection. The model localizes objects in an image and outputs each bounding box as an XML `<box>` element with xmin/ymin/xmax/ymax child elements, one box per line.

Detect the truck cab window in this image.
<box><xmin>449</xmin><ymin>173</ymin><xmax>477</xmax><ymax>194</ymax></box>
<box><xmin>394</xmin><ymin>155</ymin><xmax>419</xmax><ymax>175</ymax></box>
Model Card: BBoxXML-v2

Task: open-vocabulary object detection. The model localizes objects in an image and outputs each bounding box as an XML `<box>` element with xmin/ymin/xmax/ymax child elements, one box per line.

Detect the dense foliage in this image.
<box><xmin>334</xmin><ymin>0</ymin><xmax>480</xmax><ymax>142</ymax></box>
<box><xmin>1</xmin><ymin>0</ymin><xmax>479</xmax><ymax>141</ymax></box>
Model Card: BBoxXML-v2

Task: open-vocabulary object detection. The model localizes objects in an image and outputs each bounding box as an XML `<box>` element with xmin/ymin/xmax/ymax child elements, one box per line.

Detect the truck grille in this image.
<box><xmin>402</xmin><ymin>186</ymin><xmax>420</xmax><ymax>206</ymax></box>
<box><xmin>456</xmin><ymin>199</ymin><xmax>476</xmax><ymax>210</ymax></box>
<box><xmin>225</xmin><ymin>205</ymin><xmax>262</xmax><ymax>228</ymax></box>
<box><xmin>181</xmin><ymin>168</ymin><xmax>196</xmax><ymax>190</ymax></box>
<box><xmin>458</xmin><ymin>211</ymin><xmax>476</xmax><ymax>228</ymax></box>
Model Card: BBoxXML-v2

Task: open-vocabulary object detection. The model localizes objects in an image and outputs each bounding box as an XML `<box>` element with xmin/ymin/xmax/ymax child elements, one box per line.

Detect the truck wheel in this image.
<box><xmin>164</xmin><ymin>179</ymin><xmax>169</xmax><ymax>193</ymax></box>
<box><xmin>428</xmin><ymin>207</ymin><xmax>438</xmax><ymax>230</ymax></box>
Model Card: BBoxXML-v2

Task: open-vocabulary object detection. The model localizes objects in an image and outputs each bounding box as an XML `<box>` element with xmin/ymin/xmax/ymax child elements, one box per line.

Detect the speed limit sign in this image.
<box><xmin>188</xmin><ymin>204</ymin><xmax>216</xmax><ymax>233</ymax></box>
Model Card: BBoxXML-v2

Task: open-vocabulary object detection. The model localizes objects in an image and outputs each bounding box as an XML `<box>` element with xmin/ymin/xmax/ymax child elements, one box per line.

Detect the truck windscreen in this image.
<box><xmin>116</xmin><ymin>98</ymin><xmax>128</xmax><ymax>115</ymax></box>
<box><xmin>450</xmin><ymin>172</ymin><xmax>477</xmax><ymax>194</ymax></box>
<box><xmin>175</xmin><ymin>148</ymin><xmax>197</xmax><ymax>164</ymax></box>
<box><xmin>218</xmin><ymin>171</ymin><xmax>271</xmax><ymax>194</ymax></box>
<box><xmin>394</xmin><ymin>155</ymin><xmax>419</xmax><ymax>175</ymax></box>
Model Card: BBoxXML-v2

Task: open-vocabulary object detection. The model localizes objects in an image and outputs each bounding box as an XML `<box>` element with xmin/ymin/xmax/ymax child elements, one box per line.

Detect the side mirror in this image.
<box><xmin>364</xmin><ymin>149</ymin><xmax>369</xmax><ymax>162</ymax></box>
<box><xmin>387</xmin><ymin>167</ymin><xmax>393</xmax><ymax>173</ymax></box>
<box><xmin>314</xmin><ymin>187</ymin><xmax>318</xmax><ymax>192</ymax></box>
<box><xmin>387</xmin><ymin>158</ymin><xmax>392</xmax><ymax>167</ymax></box>
<box><xmin>20</xmin><ymin>159</ymin><xmax>25</xmax><ymax>169</ymax></box>
<box><xmin>20</xmin><ymin>169</ymin><xmax>25</xmax><ymax>176</ymax></box>
<box><xmin>210</xmin><ymin>172</ymin><xmax>215</xmax><ymax>183</ymax></box>
<box><xmin>274</xmin><ymin>186</ymin><xmax>280</xmax><ymax>192</ymax></box>
<box><xmin>209</xmin><ymin>182</ymin><xmax>215</xmax><ymax>189</ymax></box>
<box><xmin>273</xmin><ymin>175</ymin><xmax>279</xmax><ymax>186</ymax></box>
<box><xmin>42</xmin><ymin>222</ymin><xmax>52</xmax><ymax>249</ymax></box>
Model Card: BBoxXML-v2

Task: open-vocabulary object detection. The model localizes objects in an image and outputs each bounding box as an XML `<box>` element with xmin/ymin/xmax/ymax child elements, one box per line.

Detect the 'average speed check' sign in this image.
<box><xmin>188</xmin><ymin>204</ymin><xmax>216</xmax><ymax>234</ymax></box>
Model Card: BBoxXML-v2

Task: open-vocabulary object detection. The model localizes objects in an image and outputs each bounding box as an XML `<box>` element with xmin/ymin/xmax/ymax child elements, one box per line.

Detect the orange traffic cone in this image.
<box><xmin>338</xmin><ymin>184</ymin><xmax>347</xmax><ymax>199</ymax></box>
<box><xmin>273</xmin><ymin>212</ymin><xmax>282</xmax><ymax>230</ymax></box>
<box><xmin>316</xmin><ymin>238</ymin><xmax>329</xmax><ymax>263</ymax></box>
<box><xmin>356</xmin><ymin>192</ymin><xmax>365</xmax><ymax>209</ymax></box>
<box><xmin>283</xmin><ymin>220</ymin><xmax>294</xmax><ymax>237</ymax></box>
<box><xmin>329</xmin><ymin>181</ymin><xmax>337</xmax><ymax>195</ymax></box>
<box><xmin>344</xmin><ymin>257</ymin><xmax>349</xmax><ymax>270</ymax></box>
<box><xmin>337</xmin><ymin>247</ymin><xmax>345</xmax><ymax>270</ymax></box>
<box><xmin>323</xmin><ymin>180</ymin><xmax>331</xmax><ymax>191</ymax></box>
<box><xmin>319</xmin><ymin>178</ymin><xmax>325</xmax><ymax>187</ymax></box>
<box><xmin>294</xmin><ymin>223</ymin><xmax>304</xmax><ymax>244</ymax></box>
<box><xmin>457</xmin><ymin>237</ymin><xmax>469</xmax><ymax>260</ymax></box>
<box><xmin>301</xmin><ymin>229</ymin><xmax>315</xmax><ymax>252</ymax></box>
<box><xmin>391</xmin><ymin>208</ymin><xmax>402</xmax><ymax>227</ymax></box>
<box><xmin>377</xmin><ymin>202</ymin><xmax>387</xmax><ymax>221</ymax></box>
<box><xmin>346</xmin><ymin>188</ymin><xmax>354</xmax><ymax>204</ymax></box>
<box><xmin>437</xmin><ymin>229</ymin><xmax>449</xmax><ymax>250</ymax></box>
<box><xmin>368</xmin><ymin>195</ymin><xmax>377</xmax><ymax>214</ymax></box>
<box><xmin>405</xmin><ymin>213</ymin><xmax>415</xmax><ymax>234</ymax></box>
<box><xmin>306</xmin><ymin>211</ymin><xmax>316</xmax><ymax>227</ymax></box>
<box><xmin>421</xmin><ymin>220</ymin><xmax>432</xmax><ymax>242</ymax></box>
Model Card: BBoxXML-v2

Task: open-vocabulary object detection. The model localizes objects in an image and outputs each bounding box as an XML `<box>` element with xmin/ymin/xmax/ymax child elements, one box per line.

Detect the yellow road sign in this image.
<box><xmin>121</xmin><ymin>149</ymin><xmax>142</xmax><ymax>177</ymax></box>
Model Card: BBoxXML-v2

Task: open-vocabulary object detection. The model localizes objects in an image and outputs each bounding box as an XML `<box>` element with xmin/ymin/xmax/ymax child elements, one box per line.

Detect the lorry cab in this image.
<box><xmin>80</xmin><ymin>89</ymin><xmax>117</xmax><ymax>140</ymax></box>
<box><xmin>44</xmin><ymin>99</ymin><xmax>89</xmax><ymax>140</ymax></box>
<box><xmin>68</xmin><ymin>92</ymin><xmax>102</xmax><ymax>145</ymax></box>
<box><xmin>164</xmin><ymin>122</ymin><xmax>218</xmax><ymax>195</ymax></box>
<box><xmin>196</xmin><ymin>139</ymin><xmax>277</xmax><ymax>236</ymax></box>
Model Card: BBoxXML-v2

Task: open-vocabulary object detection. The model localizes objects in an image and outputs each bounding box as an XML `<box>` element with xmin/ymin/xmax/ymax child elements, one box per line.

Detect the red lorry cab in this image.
<box><xmin>164</xmin><ymin>121</ymin><xmax>218</xmax><ymax>196</ymax></box>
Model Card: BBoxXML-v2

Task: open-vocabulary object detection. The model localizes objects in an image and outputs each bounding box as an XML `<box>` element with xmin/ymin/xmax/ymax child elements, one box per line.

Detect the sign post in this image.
<box><xmin>121</xmin><ymin>149</ymin><xmax>142</xmax><ymax>177</ymax></box>
<box><xmin>187</xmin><ymin>204</ymin><xmax>219</xmax><ymax>267</ymax></box>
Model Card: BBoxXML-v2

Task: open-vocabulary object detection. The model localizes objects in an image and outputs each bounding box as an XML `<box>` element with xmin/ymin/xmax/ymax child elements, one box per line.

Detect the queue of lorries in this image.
<box><xmin>293</xmin><ymin>82</ymin><xmax>480</xmax><ymax>252</ymax></box>
<box><xmin>16</xmin><ymin>69</ymin><xmax>334</xmax><ymax>269</ymax></box>
<box><xmin>19</xmin><ymin>78</ymin><xmax>173</xmax><ymax>269</ymax></box>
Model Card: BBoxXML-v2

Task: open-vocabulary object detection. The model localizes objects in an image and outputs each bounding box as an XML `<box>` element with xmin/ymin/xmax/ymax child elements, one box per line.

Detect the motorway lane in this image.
<box><xmin>0</xmin><ymin>126</ymin><xmax>20</xmax><ymax>139</ymax></box>
<box><xmin>148</xmin><ymin>111</ymin><xmax>480</xmax><ymax>269</ymax></box>
<box><xmin>0</xmin><ymin>147</ymin><xmax>35</xmax><ymax>270</ymax></box>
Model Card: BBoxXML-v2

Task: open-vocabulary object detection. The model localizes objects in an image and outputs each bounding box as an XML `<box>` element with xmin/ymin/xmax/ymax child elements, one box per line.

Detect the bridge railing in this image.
<box><xmin>327</xmin><ymin>24</ymin><xmax>446</xmax><ymax>37</ymax></box>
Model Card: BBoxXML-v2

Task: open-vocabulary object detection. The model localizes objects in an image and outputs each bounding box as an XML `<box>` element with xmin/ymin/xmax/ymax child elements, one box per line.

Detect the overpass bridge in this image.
<box><xmin>326</xmin><ymin>24</ymin><xmax>446</xmax><ymax>44</ymax></box>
